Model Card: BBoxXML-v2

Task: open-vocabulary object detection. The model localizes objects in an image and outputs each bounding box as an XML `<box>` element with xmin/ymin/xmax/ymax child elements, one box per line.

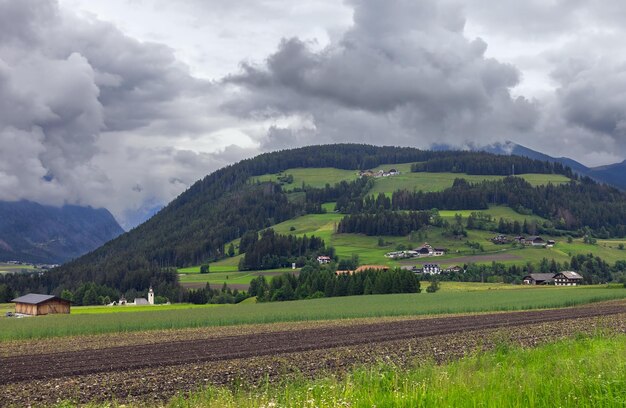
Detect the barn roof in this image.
<box><xmin>524</xmin><ymin>273</ymin><xmax>555</xmax><ymax>282</ymax></box>
<box><xmin>11</xmin><ymin>293</ymin><xmax>68</xmax><ymax>305</ymax></box>
<box><xmin>557</xmin><ymin>271</ymin><xmax>583</xmax><ymax>280</ymax></box>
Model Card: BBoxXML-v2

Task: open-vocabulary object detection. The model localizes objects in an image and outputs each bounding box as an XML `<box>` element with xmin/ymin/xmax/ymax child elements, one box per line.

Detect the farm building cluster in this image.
<box><xmin>386</xmin><ymin>243</ymin><xmax>446</xmax><ymax>260</ymax></box>
<box><xmin>401</xmin><ymin>264</ymin><xmax>464</xmax><ymax>275</ymax></box>
<box><xmin>358</xmin><ymin>168</ymin><xmax>400</xmax><ymax>178</ymax></box>
<box><xmin>492</xmin><ymin>235</ymin><xmax>555</xmax><ymax>247</ymax></box>
<box><xmin>523</xmin><ymin>271</ymin><xmax>583</xmax><ymax>286</ymax></box>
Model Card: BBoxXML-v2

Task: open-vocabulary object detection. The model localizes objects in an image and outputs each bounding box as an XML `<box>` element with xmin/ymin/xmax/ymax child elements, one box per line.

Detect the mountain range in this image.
<box><xmin>467</xmin><ymin>141</ymin><xmax>626</xmax><ymax>190</ymax></box>
<box><xmin>0</xmin><ymin>200</ymin><xmax>124</xmax><ymax>264</ymax></box>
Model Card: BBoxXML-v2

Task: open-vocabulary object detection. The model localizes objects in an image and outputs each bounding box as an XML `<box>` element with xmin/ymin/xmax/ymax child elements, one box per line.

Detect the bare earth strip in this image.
<box><xmin>401</xmin><ymin>252</ymin><xmax>522</xmax><ymax>265</ymax></box>
<box><xmin>1</xmin><ymin>302</ymin><xmax>626</xmax><ymax>406</ymax></box>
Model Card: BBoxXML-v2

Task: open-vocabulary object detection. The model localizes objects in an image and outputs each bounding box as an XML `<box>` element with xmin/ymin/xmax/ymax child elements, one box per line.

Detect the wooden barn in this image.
<box><xmin>12</xmin><ymin>294</ymin><xmax>71</xmax><ymax>316</ymax></box>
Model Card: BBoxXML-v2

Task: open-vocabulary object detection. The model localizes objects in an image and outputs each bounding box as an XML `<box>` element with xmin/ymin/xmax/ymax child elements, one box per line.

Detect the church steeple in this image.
<box><xmin>148</xmin><ymin>286</ymin><xmax>154</xmax><ymax>305</ymax></box>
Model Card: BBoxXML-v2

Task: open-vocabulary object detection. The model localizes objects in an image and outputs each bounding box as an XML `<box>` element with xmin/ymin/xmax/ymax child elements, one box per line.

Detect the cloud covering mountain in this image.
<box><xmin>1</xmin><ymin>0</ymin><xmax>626</xmax><ymax>227</ymax></box>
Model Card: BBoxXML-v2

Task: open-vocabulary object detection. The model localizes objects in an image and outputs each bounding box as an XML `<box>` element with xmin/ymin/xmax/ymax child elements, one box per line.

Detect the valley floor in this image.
<box><xmin>1</xmin><ymin>300</ymin><xmax>625</xmax><ymax>406</ymax></box>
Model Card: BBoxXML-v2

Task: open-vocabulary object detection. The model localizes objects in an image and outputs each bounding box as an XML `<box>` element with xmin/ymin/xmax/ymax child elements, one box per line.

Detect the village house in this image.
<box><xmin>522</xmin><ymin>273</ymin><xmax>555</xmax><ymax>285</ymax></box>
<box><xmin>317</xmin><ymin>255</ymin><xmax>332</xmax><ymax>264</ymax></box>
<box><xmin>553</xmin><ymin>271</ymin><xmax>583</xmax><ymax>286</ymax></box>
<box><xmin>526</xmin><ymin>236</ymin><xmax>546</xmax><ymax>246</ymax></box>
<box><xmin>492</xmin><ymin>234</ymin><xmax>510</xmax><ymax>245</ymax></box>
<box><xmin>444</xmin><ymin>265</ymin><xmax>464</xmax><ymax>273</ymax></box>
<box><xmin>546</xmin><ymin>240</ymin><xmax>556</xmax><ymax>247</ymax></box>
<box><xmin>11</xmin><ymin>294</ymin><xmax>71</xmax><ymax>316</ymax></box>
<box><xmin>421</xmin><ymin>263</ymin><xmax>441</xmax><ymax>274</ymax></box>
<box><xmin>414</xmin><ymin>243</ymin><xmax>446</xmax><ymax>257</ymax></box>
<box><xmin>358</xmin><ymin>169</ymin><xmax>400</xmax><ymax>179</ymax></box>
<box><xmin>385</xmin><ymin>250</ymin><xmax>419</xmax><ymax>259</ymax></box>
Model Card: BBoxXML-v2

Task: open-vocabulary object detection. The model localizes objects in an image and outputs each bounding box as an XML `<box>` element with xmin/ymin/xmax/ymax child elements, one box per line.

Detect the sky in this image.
<box><xmin>2</xmin><ymin>0</ymin><xmax>626</xmax><ymax>228</ymax></box>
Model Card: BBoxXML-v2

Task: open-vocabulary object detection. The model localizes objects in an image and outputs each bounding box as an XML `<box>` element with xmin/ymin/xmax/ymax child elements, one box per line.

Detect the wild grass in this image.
<box><xmin>1</xmin><ymin>287</ymin><xmax>624</xmax><ymax>341</ymax></box>
<box><xmin>164</xmin><ymin>334</ymin><xmax>626</xmax><ymax>408</ymax></box>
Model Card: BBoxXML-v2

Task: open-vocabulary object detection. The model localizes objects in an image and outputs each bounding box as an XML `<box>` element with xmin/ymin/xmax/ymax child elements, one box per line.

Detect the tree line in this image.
<box><xmin>248</xmin><ymin>265</ymin><xmax>420</xmax><ymax>302</ymax></box>
<box><xmin>411</xmin><ymin>152</ymin><xmax>574</xmax><ymax>177</ymax></box>
<box><xmin>337</xmin><ymin>211</ymin><xmax>433</xmax><ymax>236</ymax></box>
<box><xmin>238</xmin><ymin>229</ymin><xmax>327</xmax><ymax>271</ymax></box>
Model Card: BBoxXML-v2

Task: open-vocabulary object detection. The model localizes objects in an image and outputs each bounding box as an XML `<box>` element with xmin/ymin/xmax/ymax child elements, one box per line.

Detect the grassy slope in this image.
<box><xmin>252</xmin><ymin>165</ymin><xmax>571</xmax><ymax>195</ymax></box>
<box><xmin>183</xmin><ymin>211</ymin><xmax>626</xmax><ymax>287</ymax></box>
<box><xmin>165</xmin><ymin>334</ymin><xmax>626</xmax><ymax>408</ymax></box>
<box><xmin>1</xmin><ymin>287</ymin><xmax>625</xmax><ymax>340</ymax></box>
<box><xmin>182</xmin><ymin>166</ymin><xmax>619</xmax><ymax>285</ymax></box>
<box><xmin>252</xmin><ymin>167</ymin><xmax>358</xmax><ymax>190</ymax></box>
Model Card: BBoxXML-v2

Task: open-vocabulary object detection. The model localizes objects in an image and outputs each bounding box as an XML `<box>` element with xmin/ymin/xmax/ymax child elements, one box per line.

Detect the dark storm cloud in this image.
<box><xmin>224</xmin><ymin>0</ymin><xmax>538</xmax><ymax>150</ymax></box>
<box><xmin>552</xmin><ymin>58</ymin><xmax>626</xmax><ymax>143</ymax></box>
<box><xmin>0</xmin><ymin>0</ymin><xmax>222</xmax><ymax>225</ymax></box>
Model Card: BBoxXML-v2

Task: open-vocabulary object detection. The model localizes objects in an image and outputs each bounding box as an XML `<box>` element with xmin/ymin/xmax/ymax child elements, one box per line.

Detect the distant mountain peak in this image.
<box><xmin>0</xmin><ymin>200</ymin><xmax>124</xmax><ymax>264</ymax></box>
<box><xmin>430</xmin><ymin>141</ymin><xmax>626</xmax><ymax>190</ymax></box>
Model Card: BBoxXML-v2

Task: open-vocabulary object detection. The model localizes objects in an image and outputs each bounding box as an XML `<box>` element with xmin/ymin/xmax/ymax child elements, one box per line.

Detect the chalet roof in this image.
<box><xmin>525</xmin><ymin>273</ymin><xmax>555</xmax><ymax>282</ymax></box>
<box><xmin>12</xmin><ymin>293</ymin><xmax>68</xmax><ymax>305</ymax></box>
<box><xmin>557</xmin><ymin>271</ymin><xmax>583</xmax><ymax>280</ymax></box>
<box><xmin>527</xmin><ymin>236</ymin><xmax>544</xmax><ymax>241</ymax></box>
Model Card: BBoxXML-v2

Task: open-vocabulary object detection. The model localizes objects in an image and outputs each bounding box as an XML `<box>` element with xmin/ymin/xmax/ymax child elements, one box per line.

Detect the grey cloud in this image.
<box><xmin>0</xmin><ymin>0</ymin><xmax>227</xmax><ymax>227</ymax></box>
<box><xmin>225</xmin><ymin>0</ymin><xmax>537</xmax><ymax>150</ymax></box>
<box><xmin>555</xmin><ymin>60</ymin><xmax>626</xmax><ymax>143</ymax></box>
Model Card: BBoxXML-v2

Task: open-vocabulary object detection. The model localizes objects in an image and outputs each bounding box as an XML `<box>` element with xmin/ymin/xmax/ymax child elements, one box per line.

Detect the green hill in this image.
<box><xmin>4</xmin><ymin>143</ymin><xmax>626</xmax><ymax>300</ymax></box>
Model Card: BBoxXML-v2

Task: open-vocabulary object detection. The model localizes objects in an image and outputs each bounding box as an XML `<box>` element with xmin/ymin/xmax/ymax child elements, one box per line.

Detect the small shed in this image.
<box><xmin>12</xmin><ymin>294</ymin><xmax>71</xmax><ymax>316</ymax></box>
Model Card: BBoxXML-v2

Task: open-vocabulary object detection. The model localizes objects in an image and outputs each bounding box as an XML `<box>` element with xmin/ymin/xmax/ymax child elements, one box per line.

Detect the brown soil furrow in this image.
<box><xmin>2</xmin><ymin>302</ymin><xmax>625</xmax><ymax>385</ymax></box>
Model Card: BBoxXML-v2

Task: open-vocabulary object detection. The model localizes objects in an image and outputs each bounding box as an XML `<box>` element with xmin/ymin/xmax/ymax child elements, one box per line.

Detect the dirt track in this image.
<box><xmin>2</xmin><ymin>302</ymin><xmax>626</xmax><ymax>386</ymax></box>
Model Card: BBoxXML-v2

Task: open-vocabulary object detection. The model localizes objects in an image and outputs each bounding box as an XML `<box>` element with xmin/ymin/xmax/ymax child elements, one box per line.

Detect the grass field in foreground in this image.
<box><xmin>164</xmin><ymin>334</ymin><xmax>626</xmax><ymax>408</ymax></box>
<box><xmin>1</xmin><ymin>287</ymin><xmax>624</xmax><ymax>341</ymax></box>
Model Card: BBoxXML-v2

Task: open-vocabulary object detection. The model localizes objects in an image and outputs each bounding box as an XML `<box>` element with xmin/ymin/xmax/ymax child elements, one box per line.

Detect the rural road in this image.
<box><xmin>2</xmin><ymin>302</ymin><xmax>626</xmax><ymax>384</ymax></box>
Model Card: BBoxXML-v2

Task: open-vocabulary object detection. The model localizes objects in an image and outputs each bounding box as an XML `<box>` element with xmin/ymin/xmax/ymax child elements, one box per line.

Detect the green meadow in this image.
<box><xmin>164</xmin><ymin>334</ymin><xmax>626</xmax><ymax>408</ymax></box>
<box><xmin>1</xmin><ymin>287</ymin><xmax>625</xmax><ymax>340</ymax></box>
<box><xmin>183</xmin><ymin>204</ymin><xmax>626</xmax><ymax>288</ymax></box>
<box><xmin>251</xmin><ymin>164</ymin><xmax>571</xmax><ymax>197</ymax></box>
<box><xmin>252</xmin><ymin>167</ymin><xmax>358</xmax><ymax>190</ymax></box>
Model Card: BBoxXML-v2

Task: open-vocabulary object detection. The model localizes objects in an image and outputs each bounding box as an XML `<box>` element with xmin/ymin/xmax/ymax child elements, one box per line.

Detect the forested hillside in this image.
<box><xmin>0</xmin><ymin>200</ymin><xmax>123</xmax><ymax>263</ymax></box>
<box><xmin>4</xmin><ymin>144</ymin><xmax>626</xmax><ymax>300</ymax></box>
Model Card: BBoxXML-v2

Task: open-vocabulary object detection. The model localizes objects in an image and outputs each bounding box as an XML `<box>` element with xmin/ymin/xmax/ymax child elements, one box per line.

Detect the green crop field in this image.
<box><xmin>72</xmin><ymin>303</ymin><xmax>224</xmax><ymax>314</ymax></box>
<box><xmin>0</xmin><ymin>303</ymin><xmax>12</xmax><ymax>317</ymax></box>
<box><xmin>164</xmin><ymin>334</ymin><xmax>626</xmax><ymax>408</ymax></box>
<box><xmin>1</xmin><ymin>287</ymin><xmax>624</xmax><ymax>341</ymax></box>
<box><xmin>436</xmin><ymin>281</ymin><xmax>530</xmax><ymax>292</ymax></box>
<box><xmin>0</xmin><ymin>263</ymin><xmax>37</xmax><ymax>274</ymax></box>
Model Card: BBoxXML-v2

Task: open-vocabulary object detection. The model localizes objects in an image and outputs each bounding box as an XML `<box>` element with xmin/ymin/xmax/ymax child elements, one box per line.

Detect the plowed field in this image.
<box><xmin>2</xmin><ymin>302</ymin><xmax>626</xmax><ymax>384</ymax></box>
<box><xmin>2</xmin><ymin>302</ymin><xmax>626</xmax><ymax>406</ymax></box>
